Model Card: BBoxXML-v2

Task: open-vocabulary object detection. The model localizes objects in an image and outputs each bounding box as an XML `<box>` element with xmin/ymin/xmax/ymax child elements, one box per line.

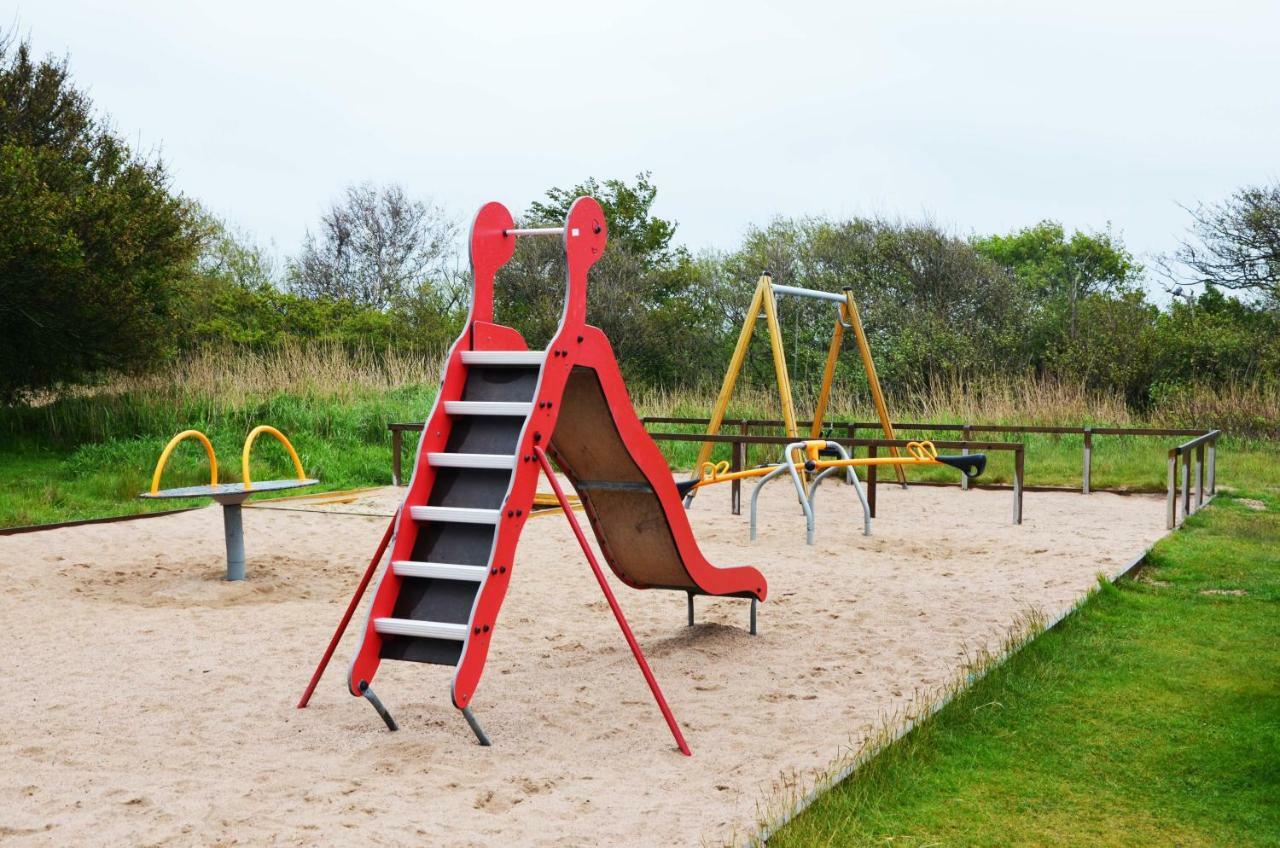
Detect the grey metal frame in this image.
<box><xmin>749</xmin><ymin>440</ymin><xmax>872</xmax><ymax>545</ymax></box>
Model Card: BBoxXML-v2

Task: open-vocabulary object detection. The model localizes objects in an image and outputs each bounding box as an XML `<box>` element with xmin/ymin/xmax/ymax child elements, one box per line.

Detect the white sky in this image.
<box><xmin>14</xmin><ymin>1</ymin><xmax>1280</xmax><ymax>280</ymax></box>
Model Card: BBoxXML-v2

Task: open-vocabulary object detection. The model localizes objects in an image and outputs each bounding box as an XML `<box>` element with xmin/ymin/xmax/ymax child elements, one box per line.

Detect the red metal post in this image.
<box><xmin>534</xmin><ymin>447</ymin><xmax>692</xmax><ymax>757</ymax></box>
<box><xmin>297</xmin><ymin>513</ymin><xmax>396</xmax><ymax>708</ymax></box>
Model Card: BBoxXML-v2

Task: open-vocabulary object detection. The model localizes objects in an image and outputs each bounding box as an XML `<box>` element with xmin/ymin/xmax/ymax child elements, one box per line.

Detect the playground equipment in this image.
<box><xmin>140</xmin><ymin>426</ymin><xmax>317</xmax><ymax>580</ymax></box>
<box><xmin>689</xmin><ymin>272</ymin><xmax>908</xmax><ymax>497</ymax></box>
<box><xmin>298</xmin><ymin>197</ymin><xmax>766</xmax><ymax>755</ymax></box>
<box><xmin>683</xmin><ymin>439</ymin><xmax>986</xmax><ymax>544</ymax></box>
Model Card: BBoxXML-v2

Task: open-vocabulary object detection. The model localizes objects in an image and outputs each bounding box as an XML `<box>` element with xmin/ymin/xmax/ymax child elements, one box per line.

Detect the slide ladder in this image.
<box><xmin>341</xmin><ymin>198</ymin><xmax>767</xmax><ymax>747</ymax></box>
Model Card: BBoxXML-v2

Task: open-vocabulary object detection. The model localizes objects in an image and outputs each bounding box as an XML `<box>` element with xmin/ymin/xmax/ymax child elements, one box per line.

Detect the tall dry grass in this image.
<box><xmin>3</xmin><ymin>344</ymin><xmax>443</xmax><ymax>446</ymax></box>
<box><xmin>632</xmin><ymin>373</ymin><xmax>1136</xmax><ymax>428</ymax></box>
<box><xmin>8</xmin><ymin>344</ymin><xmax>1276</xmax><ymax>447</ymax></box>
<box><xmin>1148</xmin><ymin>381</ymin><xmax>1280</xmax><ymax>439</ymax></box>
<box><xmin>100</xmin><ymin>344</ymin><xmax>440</xmax><ymax>407</ymax></box>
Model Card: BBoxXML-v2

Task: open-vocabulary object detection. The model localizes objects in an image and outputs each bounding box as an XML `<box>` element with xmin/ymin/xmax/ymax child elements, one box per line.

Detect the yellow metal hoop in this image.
<box><xmin>150</xmin><ymin>430</ymin><xmax>219</xmax><ymax>495</ymax></box>
<box><xmin>699</xmin><ymin>460</ymin><xmax>732</xmax><ymax>484</ymax></box>
<box><xmin>906</xmin><ymin>440</ymin><xmax>938</xmax><ymax>461</ymax></box>
<box><xmin>241</xmin><ymin>425</ymin><xmax>307</xmax><ymax>491</ymax></box>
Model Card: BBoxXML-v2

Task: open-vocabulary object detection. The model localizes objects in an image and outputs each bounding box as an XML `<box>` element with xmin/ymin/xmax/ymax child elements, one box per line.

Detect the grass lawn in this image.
<box><xmin>769</xmin><ymin>491</ymin><xmax>1280</xmax><ymax>847</ymax></box>
<box><xmin>0</xmin><ymin>386</ymin><xmax>435</xmax><ymax>528</ymax></box>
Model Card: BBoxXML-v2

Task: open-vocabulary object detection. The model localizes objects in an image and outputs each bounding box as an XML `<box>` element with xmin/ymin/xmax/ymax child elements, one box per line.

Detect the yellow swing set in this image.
<box><xmin>689</xmin><ymin>272</ymin><xmax>907</xmax><ymax>491</ymax></box>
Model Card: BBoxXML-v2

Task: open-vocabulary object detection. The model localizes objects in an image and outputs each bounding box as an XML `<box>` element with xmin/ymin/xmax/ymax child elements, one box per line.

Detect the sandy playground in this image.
<box><xmin>0</xmin><ymin>479</ymin><xmax>1167</xmax><ymax>846</ymax></box>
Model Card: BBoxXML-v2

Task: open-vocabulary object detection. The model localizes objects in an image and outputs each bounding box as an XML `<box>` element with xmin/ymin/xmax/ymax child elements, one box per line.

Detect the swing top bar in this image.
<box><xmin>768</xmin><ymin>282</ymin><xmax>849</xmax><ymax>304</ymax></box>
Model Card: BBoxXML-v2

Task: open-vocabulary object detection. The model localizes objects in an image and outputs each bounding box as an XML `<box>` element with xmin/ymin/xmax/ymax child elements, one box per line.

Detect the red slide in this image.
<box><xmin>335</xmin><ymin>197</ymin><xmax>766</xmax><ymax>746</ymax></box>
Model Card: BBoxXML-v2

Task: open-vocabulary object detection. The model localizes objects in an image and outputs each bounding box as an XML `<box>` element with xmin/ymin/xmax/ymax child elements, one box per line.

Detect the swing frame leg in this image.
<box><xmin>297</xmin><ymin>511</ymin><xmax>397</xmax><ymax>708</ymax></box>
<box><xmin>535</xmin><ymin>447</ymin><xmax>692</xmax><ymax>757</ymax></box>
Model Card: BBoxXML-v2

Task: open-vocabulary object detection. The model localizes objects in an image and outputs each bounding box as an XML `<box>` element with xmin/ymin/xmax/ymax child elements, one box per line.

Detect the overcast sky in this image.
<box><xmin>14</xmin><ymin>1</ymin><xmax>1280</xmax><ymax>282</ymax></box>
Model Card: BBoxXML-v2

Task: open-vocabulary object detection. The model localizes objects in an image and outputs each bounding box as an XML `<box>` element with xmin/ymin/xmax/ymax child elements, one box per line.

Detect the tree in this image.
<box><xmin>0</xmin><ymin>33</ymin><xmax>202</xmax><ymax>400</ymax></box>
<box><xmin>972</xmin><ymin>222</ymin><xmax>1155</xmax><ymax>396</ymax></box>
<box><xmin>289</xmin><ymin>182</ymin><xmax>458</xmax><ymax>310</ymax></box>
<box><xmin>526</xmin><ymin>172</ymin><xmax>677</xmax><ymax>265</ymax></box>
<box><xmin>722</xmin><ymin>216</ymin><xmax>1034</xmax><ymax>396</ymax></box>
<box><xmin>1168</xmin><ymin>183</ymin><xmax>1280</xmax><ymax>305</ymax></box>
<box><xmin>973</xmin><ymin>221</ymin><xmax>1139</xmax><ymax>338</ymax></box>
<box><xmin>491</xmin><ymin>174</ymin><xmax>727</xmax><ymax>386</ymax></box>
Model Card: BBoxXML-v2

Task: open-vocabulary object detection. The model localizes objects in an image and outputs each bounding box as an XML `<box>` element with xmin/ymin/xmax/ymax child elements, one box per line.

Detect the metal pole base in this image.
<box><xmin>750</xmin><ymin>598</ymin><xmax>758</xmax><ymax>635</ymax></box>
<box><xmin>222</xmin><ymin>502</ymin><xmax>246</xmax><ymax>581</ymax></box>
<box><xmin>359</xmin><ymin>682</ymin><xmax>398</xmax><ymax>731</ymax></box>
<box><xmin>687</xmin><ymin>593</ymin><xmax>695</xmax><ymax>626</ymax></box>
<box><xmin>462</xmin><ymin>706</ymin><xmax>491</xmax><ymax>746</ymax></box>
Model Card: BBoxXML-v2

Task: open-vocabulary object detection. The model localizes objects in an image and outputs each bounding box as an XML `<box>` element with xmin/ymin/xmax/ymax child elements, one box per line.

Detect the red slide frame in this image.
<box><xmin>340</xmin><ymin>197</ymin><xmax>765</xmax><ymax>735</ymax></box>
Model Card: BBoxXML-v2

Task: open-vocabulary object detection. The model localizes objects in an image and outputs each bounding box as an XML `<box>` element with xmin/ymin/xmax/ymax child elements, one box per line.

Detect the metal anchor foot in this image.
<box><xmin>359</xmin><ymin>681</ymin><xmax>398</xmax><ymax>731</ymax></box>
<box><xmin>462</xmin><ymin>706</ymin><xmax>491</xmax><ymax>746</ymax></box>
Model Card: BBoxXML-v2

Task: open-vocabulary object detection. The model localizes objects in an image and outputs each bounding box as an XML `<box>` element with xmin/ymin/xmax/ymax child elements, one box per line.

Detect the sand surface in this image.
<box><xmin>0</xmin><ymin>480</ymin><xmax>1166</xmax><ymax>846</ymax></box>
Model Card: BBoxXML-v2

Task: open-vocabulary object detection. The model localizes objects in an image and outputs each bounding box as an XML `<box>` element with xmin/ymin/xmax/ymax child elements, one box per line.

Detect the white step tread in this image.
<box><xmin>427</xmin><ymin>452</ymin><xmax>516</xmax><ymax>470</ymax></box>
<box><xmin>392</xmin><ymin>560</ymin><xmax>486</xmax><ymax>581</ymax></box>
<box><xmin>443</xmin><ymin>401</ymin><xmax>533</xmax><ymax>416</ymax></box>
<box><xmin>374</xmin><ymin>617</ymin><xmax>468</xmax><ymax>641</ymax></box>
<box><xmin>410</xmin><ymin>505</ymin><xmax>502</xmax><ymax>524</ymax></box>
<box><xmin>460</xmin><ymin>350</ymin><xmax>546</xmax><ymax>366</ymax></box>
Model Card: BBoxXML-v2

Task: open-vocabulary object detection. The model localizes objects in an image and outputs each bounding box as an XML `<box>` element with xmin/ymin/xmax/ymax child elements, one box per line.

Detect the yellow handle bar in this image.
<box><xmin>241</xmin><ymin>425</ymin><xmax>307</xmax><ymax>492</ymax></box>
<box><xmin>150</xmin><ymin>430</ymin><xmax>218</xmax><ymax>495</ymax></box>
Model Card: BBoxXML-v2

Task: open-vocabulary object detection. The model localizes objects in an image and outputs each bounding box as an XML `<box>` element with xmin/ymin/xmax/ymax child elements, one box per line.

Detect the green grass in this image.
<box><xmin>3</xmin><ymin>384</ymin><xmax>1279</xmax><ymax>529</ymax></box>
<box><xmin>768</xmin><ymin>492</ymin><xmax>1280</xmax><ymax>847</ymax></box>
<box><xmin>0</xmin><ymin>386</ymin><xmax>436</xmax><ymax>527</ymax></box>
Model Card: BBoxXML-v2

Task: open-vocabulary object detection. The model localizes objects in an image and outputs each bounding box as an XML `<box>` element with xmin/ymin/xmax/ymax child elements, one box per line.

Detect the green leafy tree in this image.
<box><xmin>0</xmin><ymin>34</ymin><xmax>202</xmax><ymax>400</ymax></box>
<box><xmin>1152</xmin><ymin>285</ymin><xmax>1280</xmax><ymax>387</ymax></box>
<box><xmin>177</xmin><ymin>214</ymin><xmax>463</xmax><ymax>353</ymax></box>
<box><xmin>493</xmin><ymin>173</ymin><xmax>725</xmax><ymax>385</ymax></box>
<box><xmin>526</xmin><ymin>171</ymin><xmax>676</xmax><ymax>264</ymax></box>
<box><xmin>721</xmin><ymin>217</ymin><xmax>1033</xmax><ymax>398</ymax></box>
<box><xmin>973</xmin><ymin>222</ymin><xmax>1154</xmax><ymax>396</ymax></box>
<box><xmin>973</xmin><ymin>221</ymin><xmax>1139</xmax><ymax>339</ymax></box>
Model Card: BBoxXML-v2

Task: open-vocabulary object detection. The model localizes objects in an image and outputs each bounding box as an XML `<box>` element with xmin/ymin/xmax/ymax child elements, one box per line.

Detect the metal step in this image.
<box><xmin>392</xmin><ymin>560</ymin><xmax>486</xmax><ymax>581</ymax></box>
<box><xmin>460</xmin><ymin>350</ymin><xmax>546</xmax><ymax>367</ymax></box>
<box><xmin>374</xmin><ymin>617</ymin><xmax>468</xmax><ymax>641</ymax></box>
<box><xmin>443</xmin><ymin>401</ymin><xmax>533</xmax><ymax>417</ymax></box>
<box><xmin>427</xmin><ymin>452</ymin><xmax>516</xmax><ymax>470</ymax></box>
<box><xmin>410</xmin><ymin>505</ymin><xmax>502</xmax><ymax>524</ymax></box>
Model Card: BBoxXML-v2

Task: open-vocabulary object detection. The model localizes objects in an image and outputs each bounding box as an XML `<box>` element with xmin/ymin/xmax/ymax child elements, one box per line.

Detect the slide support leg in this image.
<box><xmin>535</xmin><ymin>447</ymin><xmax>692</xmax><ymax>757</ymax></box>
<box><xmin>297</xmin><ymin>512</ymin><xmax>397</xmax><ymax>708</ymax></box>
<box><xmin>462</xmin><ymin>706</ymin><xmax>491</xmax><ymax>746</ymax></box>
<box><xmin>360</xmin><ymin>682</ymin><xmax>398</xmax><ymax>731</ymax></box>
